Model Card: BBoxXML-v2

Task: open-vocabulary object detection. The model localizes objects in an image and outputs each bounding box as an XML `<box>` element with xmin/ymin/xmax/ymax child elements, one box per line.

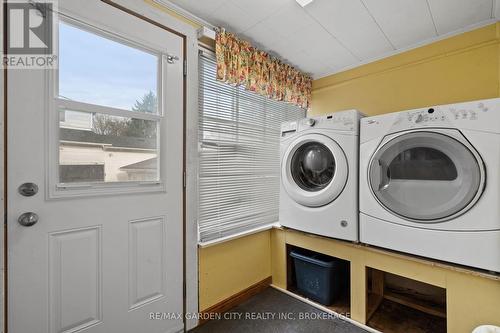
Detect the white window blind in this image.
<box><xmin>198</xmin><ymin>52</ymin><xmax>306</xmax><ymax>242</ymax></box>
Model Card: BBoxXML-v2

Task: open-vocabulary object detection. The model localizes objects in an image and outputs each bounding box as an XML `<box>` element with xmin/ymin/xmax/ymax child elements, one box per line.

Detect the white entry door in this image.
<box><xmin>7</xmin><ymin>1</ymin><xmax>184</xmax><ymax>332</ymax></box>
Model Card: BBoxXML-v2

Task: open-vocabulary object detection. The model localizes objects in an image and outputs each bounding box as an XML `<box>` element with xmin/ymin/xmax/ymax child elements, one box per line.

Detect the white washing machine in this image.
<box><xmin>279</xmin><ymin>110</ymin><xmax>363</xmax><ymax>241</ymax></box>
<box><xmin>359</xmin><ymin>98</ymin><xmax>500</xmax><ymax>272</ymax></box>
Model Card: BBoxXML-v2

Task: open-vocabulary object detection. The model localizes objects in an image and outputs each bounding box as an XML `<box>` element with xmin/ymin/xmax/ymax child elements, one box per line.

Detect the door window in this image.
<box><xmin>56</xmin><ymin>20</ymin><xmax>162</xmax><ymax>184</ymax></box>
<box><xmin>59</xmin><ymin>22</ymin><xmax>158</xmax><ymax>113</ymax></box>
<box><xmin>291</xmin><ymin>142</ymin><xmax>335</xmax><ymax>191</ymax></box>
<box><xmin>369</xmin><ymin>131</ymin><xmax>483</xmax><ymax>221</ymax></box>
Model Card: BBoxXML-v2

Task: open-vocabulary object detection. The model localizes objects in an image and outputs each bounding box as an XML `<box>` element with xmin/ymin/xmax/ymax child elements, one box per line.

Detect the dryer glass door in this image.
<box><xmin>369</xmin><ymin>130</ymin><xmax>484</xmax><ymax>222</ymax></box>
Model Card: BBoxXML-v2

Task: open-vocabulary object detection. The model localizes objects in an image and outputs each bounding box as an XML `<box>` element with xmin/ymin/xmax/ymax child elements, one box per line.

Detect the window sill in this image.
<box><xmin>198</xmin><ymin>222</ymin><xmax>281</xmax><ymax>248</ymax></box>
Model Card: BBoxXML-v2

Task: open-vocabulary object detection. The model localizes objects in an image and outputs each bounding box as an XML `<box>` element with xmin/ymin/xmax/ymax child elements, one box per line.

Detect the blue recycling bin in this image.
<box><xmin>290</xmin><ymin>249</ymin><xmax>348</xmax><ymax>306</ymax></box>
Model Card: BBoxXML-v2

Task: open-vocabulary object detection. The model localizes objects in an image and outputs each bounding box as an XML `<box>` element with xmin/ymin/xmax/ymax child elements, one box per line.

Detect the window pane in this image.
<box><xmin>59</xmin><ymin>110</ymin><xmax>158</xmax><ymax>183</ymax></box>
<box><xmin>58</xmin><ymin>22</ymin><xmax>158</xmax><ymax>113</ymax></box>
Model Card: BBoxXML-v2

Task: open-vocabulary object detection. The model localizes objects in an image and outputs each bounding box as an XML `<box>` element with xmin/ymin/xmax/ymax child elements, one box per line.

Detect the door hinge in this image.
<box><xmin>183</xmin><ymin>171</ymin><xmax>186</xmax><ymax>188</ymax></box>
<box><xmin>183</xmin><ymin>59</ymin><xmax>187</xmax><ymax>77</ymax></box>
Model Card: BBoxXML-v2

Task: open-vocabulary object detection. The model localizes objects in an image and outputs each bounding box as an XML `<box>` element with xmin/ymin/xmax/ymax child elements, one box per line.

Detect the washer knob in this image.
<box><xmin>306</xmin><ymin>118</ymin><xmax>316</xmax><ymax>127</ymax></box>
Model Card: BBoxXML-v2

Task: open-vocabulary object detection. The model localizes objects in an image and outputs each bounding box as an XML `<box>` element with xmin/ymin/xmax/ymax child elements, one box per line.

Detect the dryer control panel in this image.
<box><xmin>388</xmin><ymin>107</ymin><xmax>452</xmax><ymax>132</ymax></box>
<box><xmin>405</xmin><ymin>108</ymin><xmax>449</xmax><ymax>124</ymax></box>
<box><xmin>388</xmin><ymin>100</ymin><xmax>496</xmax><ymax>133</ymax></box>
<box><xmin>447</xmin><ymin>102</ymin><xmax>489</xmax><ymax>120</ymax></box>
<box><xmin>361</xmin><ymin>98</ymin><xmax>500</xmax><ymax>143</ymax></box>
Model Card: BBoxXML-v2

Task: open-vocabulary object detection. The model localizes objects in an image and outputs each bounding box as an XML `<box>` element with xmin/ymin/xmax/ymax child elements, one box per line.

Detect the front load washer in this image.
<box><xmin>359</xmin><ymin>98</ymin><xmax>500</xmax><ymax>272</ymax></box>
<box><xmin>279</xmin><ymin>110</ymin><xmax>363</xmax><ymax>241</ymax></box>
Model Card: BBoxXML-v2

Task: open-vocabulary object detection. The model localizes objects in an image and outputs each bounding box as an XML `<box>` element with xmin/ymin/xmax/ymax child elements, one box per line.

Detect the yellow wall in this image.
<box><xmin>198</xmin><ymin>231</ymin><xmax>272</xmax><ymax>310</ymax></box>
<box><xmin>272</xmin><ymin>228</ymin><xmax>500</xmax><ymax>333</ymax></box>
<box><xmin>311</xmin><ymin>23</ymin><xmax>500</xmax><ymax>117</ymax></box>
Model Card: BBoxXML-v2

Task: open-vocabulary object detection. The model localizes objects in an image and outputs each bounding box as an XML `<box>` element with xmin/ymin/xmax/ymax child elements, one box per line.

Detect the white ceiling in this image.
<box><xmin>167</xmin><ymin>0</ymin><xmax>499</xmax><ymax>79</ymax></box>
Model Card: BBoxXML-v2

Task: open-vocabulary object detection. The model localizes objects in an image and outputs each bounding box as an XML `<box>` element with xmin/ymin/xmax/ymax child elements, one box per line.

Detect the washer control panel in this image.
<box><xmin>324</xmin><ymin>112</ymin><xmax>357</xmax><ymax>126</ymax></box>
<box><xmin>282</xmin><ymin>110</ymin><xmax>361</xmax><ymax>136</ymax></box>
<box><xmin>281</xmin><ymin>121</ymin><xmax>298</xmax><ymax>137</ymax></box>
<box><xmin>304</xmin><ymin>111</ymin><xmax>357</xmax><ymax>131</ymax></box>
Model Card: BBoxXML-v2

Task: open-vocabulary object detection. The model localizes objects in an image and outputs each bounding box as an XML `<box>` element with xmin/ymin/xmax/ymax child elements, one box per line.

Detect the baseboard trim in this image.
<box><xmin>199</xmin><ymin>276</ymin><xmax>272</xmax><ymax>325</ymax></box>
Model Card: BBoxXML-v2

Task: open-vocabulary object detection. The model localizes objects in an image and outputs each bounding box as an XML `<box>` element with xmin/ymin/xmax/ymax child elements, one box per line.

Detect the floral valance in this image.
<box><xmin>215</xmin><ymin>28</ymin><xmax>312</xmax><ymax>109</ymax></box>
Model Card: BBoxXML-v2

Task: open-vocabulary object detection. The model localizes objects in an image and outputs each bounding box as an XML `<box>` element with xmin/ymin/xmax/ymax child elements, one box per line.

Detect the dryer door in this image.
<box><xmin>282</xmin><ymin>133</ymin><xmax>348</xmax><ymax>207</ymax></box>
<box><xmin>369</xmin><ymin>129</ymin><xmax>485</xmax><ymax>222</ymax></box>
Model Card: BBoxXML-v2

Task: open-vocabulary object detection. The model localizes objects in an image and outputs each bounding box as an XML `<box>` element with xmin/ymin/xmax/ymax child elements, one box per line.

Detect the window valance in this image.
<box><xmin>215</xmin><ymin>28</ymin><xmax>312</xmax><ymax>109</ymax></box>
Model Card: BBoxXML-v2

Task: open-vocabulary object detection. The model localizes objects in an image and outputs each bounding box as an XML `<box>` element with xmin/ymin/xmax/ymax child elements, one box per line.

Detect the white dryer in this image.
<box><xmin>279</xmin><ymin>110</ymin><xmax>363</xmax><ymax>241</ymax></box>
<box><xmin>359</xmin><ymin>98</ymin><xmax>500</xmax><ymax>272</ymax></box>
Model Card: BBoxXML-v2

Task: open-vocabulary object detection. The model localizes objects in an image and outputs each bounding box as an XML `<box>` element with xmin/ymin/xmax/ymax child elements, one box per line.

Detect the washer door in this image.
<box><xmin>282</xmin><ymin>133</ymin><xmax>348</xmax><ymax>207</ymax></box>
<box><xmin>369</xmin><ymin>129</ymin><xmax>485</xmax><ymax>222</ymax></box>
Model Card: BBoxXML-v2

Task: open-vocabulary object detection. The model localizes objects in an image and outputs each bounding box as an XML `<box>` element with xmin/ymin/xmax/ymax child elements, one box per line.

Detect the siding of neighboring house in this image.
<box><xmin>104</xmin><ymin>148</ymin><xmax>156</xmax><ymax>182</ymax></box>
<box><xmin>59</xmin><ymin>143</ymin><xmax>156</xmax><ymax>182</ymax></box>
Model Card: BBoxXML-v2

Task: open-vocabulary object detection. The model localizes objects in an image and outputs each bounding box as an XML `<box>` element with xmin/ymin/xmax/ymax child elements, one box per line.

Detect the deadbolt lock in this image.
<box><xmin>18</xmin><ymin>183</ymin><xmax>39</xmax><ymax>197</ymax></box>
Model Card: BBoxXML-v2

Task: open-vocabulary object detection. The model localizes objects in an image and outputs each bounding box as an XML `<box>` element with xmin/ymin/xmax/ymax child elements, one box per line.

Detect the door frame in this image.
<box><xmin>1</xmin><ymin>0</ymin><xmax>200</xmax><ymax>331</ymax></box>
<box><xmin>1</xmin><ymin>1</ymin><xmax>5</xmax><ymax>332</ymax></box>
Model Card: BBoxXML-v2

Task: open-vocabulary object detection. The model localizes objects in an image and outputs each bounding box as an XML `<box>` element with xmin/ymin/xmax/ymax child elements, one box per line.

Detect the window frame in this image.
<box><xmin>47</xmin><ymin>14</ymin><xmax>169</xmax><ymax>198</ymax></box>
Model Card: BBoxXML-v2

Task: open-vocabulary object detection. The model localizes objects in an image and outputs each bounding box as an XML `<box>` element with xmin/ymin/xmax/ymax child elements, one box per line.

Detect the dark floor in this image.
<box><xmin>191</xmin><ymin>288</ymin><xmax>368</xmax><ymax>333</ymax></box>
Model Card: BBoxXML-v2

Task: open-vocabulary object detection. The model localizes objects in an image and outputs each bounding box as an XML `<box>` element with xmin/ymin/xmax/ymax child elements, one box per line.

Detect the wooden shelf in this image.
<box><xmin>366</xmin><ymin>268</ymin><xmax>447</xmax><ymax>333</ymax></box>
<box><xmin>368</xmin><ymin>298</ymin><xmax>446</xmax><ymax>333</ymax></box>
<box><xmin>280</xmin><ymin>229</ymin><xmax>499</xmax><ymax>333</ymax></box>
<box><xmin>384</xmin><ymin>290</ymin><xmax>446</xmax><ymax>319</ymax></box>
<box><xmin>286</xmin><ymin>228</ymin><xmax>500</xmax><ymax>282</ymax></box>
<box><xmin>288</xmin><ymin>286</ymin><xmax>351</xmax><ymax>318</ymax></box>
<box><xmin>366</xmin><ymin>293</ymin><xmax>383</xmax><ymax>322</ymax></box>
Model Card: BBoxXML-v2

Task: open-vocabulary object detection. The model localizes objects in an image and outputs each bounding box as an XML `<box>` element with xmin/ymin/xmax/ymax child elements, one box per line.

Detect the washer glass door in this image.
<box><xmin>282</xmin><ymin>133</ymin><xmax>348</xmax><ymax>207</ymax></box>
<box><xmin>291</xmin><ymin>142</ymin><xmax>336</xmax><ymax>191</ymax></box>
<box><xmin>369</xmin><ymin>130</ymin><xmax>484</xmax><ymax>222</ymax></box>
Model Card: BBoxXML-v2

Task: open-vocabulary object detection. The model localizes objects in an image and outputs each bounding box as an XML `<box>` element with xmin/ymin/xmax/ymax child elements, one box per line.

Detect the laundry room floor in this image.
<box><xmin>190</xmin><ymin>288</ymin><xmax>368</xmax><ymax>333</ymax></box>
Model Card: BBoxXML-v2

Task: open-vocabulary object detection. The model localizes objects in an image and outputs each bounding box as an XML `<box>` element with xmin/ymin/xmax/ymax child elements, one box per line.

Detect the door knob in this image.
<box><xmin>18</xmin><ymin>212</ymin><xmax>39</xmax><ymax>227</ymax></box>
